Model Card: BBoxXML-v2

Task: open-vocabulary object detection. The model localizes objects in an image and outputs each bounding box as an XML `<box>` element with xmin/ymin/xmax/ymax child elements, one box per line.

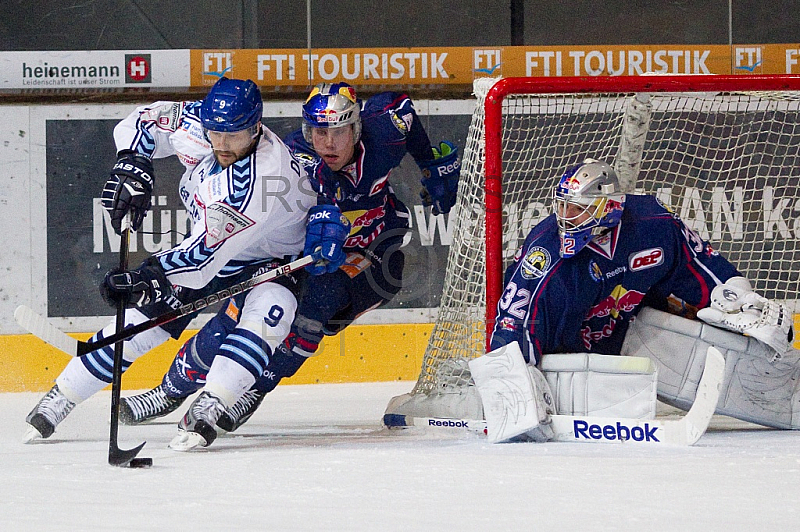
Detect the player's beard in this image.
<box><xmin>213</xmin><ymin>140</ymin><xmax>257</xmax><ymax>169</ymax></box>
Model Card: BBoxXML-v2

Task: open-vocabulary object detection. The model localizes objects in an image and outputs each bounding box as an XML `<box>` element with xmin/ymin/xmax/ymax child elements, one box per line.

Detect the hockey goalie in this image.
<box><xmin>392</xmin><ymin>159</ymin><xmax>800</xmax><ymax>443</ymax></box>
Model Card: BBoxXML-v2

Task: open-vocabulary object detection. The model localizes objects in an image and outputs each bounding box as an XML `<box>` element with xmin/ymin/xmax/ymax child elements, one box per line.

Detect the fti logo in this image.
<box><xmin>473</xmin><ymin>49</ymin><xmax>502</xmax><ymax>77</ymax></box>
<box><xmin>125</xmin><ymin>54</ymin><xmax>151</xmax><ymax>83</ymax></box>
<box><xmin>734</xmin><ymin>47</ymin><xmax>763</xmax><ymax>74</ymax></box>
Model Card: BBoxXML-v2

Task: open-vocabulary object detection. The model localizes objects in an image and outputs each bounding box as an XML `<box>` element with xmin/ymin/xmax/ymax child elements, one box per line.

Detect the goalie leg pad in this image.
<box><xmin>468</xmin><ymin>342</ymin><xmax>555</xmax><ymax>443</ymax></box>
<box><xmin>384</xmin><ymin>357</ymin><xmax>484</xmax><ymax>421</ymax></box>
<box><xmin>540</xmin><ymin>353</ymin><xmax>657</xmax><ymax>420</ymax></box>
<box><xmin>623</xmin><ymin>307</ymin><xmax>800</xmax><ymax>429</ymax></box>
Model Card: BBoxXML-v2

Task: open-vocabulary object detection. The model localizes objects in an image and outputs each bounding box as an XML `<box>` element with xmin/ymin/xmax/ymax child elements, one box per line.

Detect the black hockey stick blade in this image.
<box><xmin>108</xmin><ymin>441</ymin><xmax>148</xmax><ymax>467</ymax></box>
<box><xmin>14</xmin><ymin>255</ymin><xmax>314</xmax><ymax>358</ymax></box>
<box><xmin>107</xmin><ymin>223</ymin><xmax>149</xmax><ymax>468</ymax></box>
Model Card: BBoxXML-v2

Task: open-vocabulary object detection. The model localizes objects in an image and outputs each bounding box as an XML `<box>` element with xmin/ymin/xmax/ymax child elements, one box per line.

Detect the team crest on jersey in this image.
<box><xmin>589</xmin><ymin>260</ymin><xmax>604</xmax><ymax>282</ymax></box>
<box><xmin>520</xmin><ymin>246</ymin><xmax>551</xmax><ymax>279</ymax></box>
<box><xmin>390</xmin><ymin>111</ymin><xmax>409</xmax><ymax>134</ymax></box>
<box><xmin>292</xmin><ymin>151</ymin><xmax>317</xmax><ymax>169</ymax></box>
<box><xmin>204</xmin><ymin>202</ymin><xmax>255</xmax><ymax>247</ymax></box>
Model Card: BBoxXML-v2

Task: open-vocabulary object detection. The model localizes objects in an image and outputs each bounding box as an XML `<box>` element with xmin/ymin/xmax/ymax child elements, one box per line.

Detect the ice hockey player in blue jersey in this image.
<box><xmin>471</xmin><ymin>158</ymin><xmax>798</xmax><ymax>443</ymax></box>
<box><xmin>489</xmin><ymin>158</ymin><xmax>742</xmax><ymax>364</ymax></box>
<box><xmin>23</xmin><ymin>78</ymin><xmax>350</xmax><ymax>450</ymax></box>
<box><xmin>118</xmin><ymin>82</ymin><xmax>461</xmax><ymax>433</ymax></box>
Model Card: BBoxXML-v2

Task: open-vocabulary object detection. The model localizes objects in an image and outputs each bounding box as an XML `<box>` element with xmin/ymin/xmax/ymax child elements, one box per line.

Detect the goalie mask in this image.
<box><xmin>553</xmin><ymin>158</ymin><xmax>626</xmax><ymax>257</ymax></box>
<box><xmin>302</xmin><ymin>82</ymin><xmax>362</xmax><ymax>144</ymax></box>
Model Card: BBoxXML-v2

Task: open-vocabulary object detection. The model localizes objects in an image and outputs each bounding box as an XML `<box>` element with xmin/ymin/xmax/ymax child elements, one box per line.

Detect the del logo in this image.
<box><xmin>629</xmin><ymin>248</ymin><xmax>663</xmax><ymax>271</ymax></box>
<box><xmin>520</xmin><ymin>246</ymin><xmax>551</xmax><ymax>279</ymax></box>
<box><xmin>125</xmin><ymin>54</ymin><xmax>151</xmax><ymax>83</ymax></box>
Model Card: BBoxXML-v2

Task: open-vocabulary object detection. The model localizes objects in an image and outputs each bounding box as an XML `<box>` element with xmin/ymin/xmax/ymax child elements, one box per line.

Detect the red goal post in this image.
<box><xmin>484</xmin><ymin>74</ymin><xmax>800</xmax><ymax>350</ymax></box>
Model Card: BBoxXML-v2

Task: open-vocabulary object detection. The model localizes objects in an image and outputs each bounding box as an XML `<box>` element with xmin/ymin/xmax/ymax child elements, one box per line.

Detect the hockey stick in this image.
<box><xmin>14</xmin><ymin>254</ymin><xmax>314</xmax><ymax>358</ymax></box>
<box><xmin>107</xmin><ymin>221</ymin><xmax>150</xmax><ymax>468</ymax></box>
<box><xmin>384</xmin><ymin>346</ymin><xmax>725</xmax><ymax>446</ymax></box>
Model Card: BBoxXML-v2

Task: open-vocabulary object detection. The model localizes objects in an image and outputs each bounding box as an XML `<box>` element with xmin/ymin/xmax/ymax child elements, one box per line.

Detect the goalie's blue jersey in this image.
<box><xmin>285</xmin><ymin>92</ymin><xmax>436</xmax><ymax>252</ymax></box>
<box><xmin>490</xmin><ymin>194</ymin><xmax>741</xmax><ymax>365</ymax></box>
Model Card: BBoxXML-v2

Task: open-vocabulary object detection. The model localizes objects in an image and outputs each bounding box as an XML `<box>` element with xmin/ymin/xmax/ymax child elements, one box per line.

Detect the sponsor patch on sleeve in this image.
<box><xmin>142</xmin><ymin>102</ymin><xmax>184</xmax><ymax>132</ymax></box>
<box><xmin>204</xmin><ymin>202</ymin><xmax>255</xmax><ymax>247</ymax></box>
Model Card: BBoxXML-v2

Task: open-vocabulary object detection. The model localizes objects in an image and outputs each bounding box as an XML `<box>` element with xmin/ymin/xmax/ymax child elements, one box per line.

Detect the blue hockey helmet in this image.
<box><xmin>302</xmin><ymin>82</ymin><xmax>362</xmax><ymax>143</ymax></box>
<box><xmin>553</xmin><ymin>158</ymin><xmax>626</xmax><ymax>257</ymax></box>
<box><xmin>201</xmin><ymin>77</ymin><xmax>263</xmax><ymax>133</ymax></box>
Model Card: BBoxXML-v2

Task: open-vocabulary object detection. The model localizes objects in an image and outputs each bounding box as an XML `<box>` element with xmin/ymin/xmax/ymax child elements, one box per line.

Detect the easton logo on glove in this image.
<box><xmin>112</xmin><ymin>160</ymin><xmax>154</xmax><ymax>187</ymax></box>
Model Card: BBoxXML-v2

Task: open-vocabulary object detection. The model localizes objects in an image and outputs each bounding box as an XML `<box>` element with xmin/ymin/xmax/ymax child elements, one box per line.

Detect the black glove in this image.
<box><xmin>100</xmin><ymin>258</ymin><xmax>173</xmax><ymax>308</ymax></box>
<box><xmin>100</xmin><ymin>150</ymin><xmax>155</xmax><ymax>234</ymax></box>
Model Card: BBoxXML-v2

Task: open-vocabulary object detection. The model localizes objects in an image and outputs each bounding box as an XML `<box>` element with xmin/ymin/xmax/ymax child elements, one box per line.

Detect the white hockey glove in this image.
<box><xmin>697</xmin><ymin>277</ymin><xmax>794</xmax><ymax>358</ymax></box>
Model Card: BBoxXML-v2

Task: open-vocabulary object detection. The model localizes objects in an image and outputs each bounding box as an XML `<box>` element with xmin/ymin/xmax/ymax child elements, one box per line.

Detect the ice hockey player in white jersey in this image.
<box><xmin>24</xmin><ymin>77</ymin><xmax>347</xmax><ymax>449</ymax></box>
<box><xmin>117</xmin><ymin>82</ymin><xmax>461</xmax><ymax>433</ymax></box>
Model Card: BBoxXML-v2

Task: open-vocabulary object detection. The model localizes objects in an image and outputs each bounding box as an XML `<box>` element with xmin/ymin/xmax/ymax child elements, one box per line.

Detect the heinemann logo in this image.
<box><xmin>21</xmin><ymin>61</ymin><xmax>123</xmax><ymax>87</ymax></box>
<box><xmin>22</xmin><ymin>62</ymin><xmax>120</xmax><ymax>79</ymax></box>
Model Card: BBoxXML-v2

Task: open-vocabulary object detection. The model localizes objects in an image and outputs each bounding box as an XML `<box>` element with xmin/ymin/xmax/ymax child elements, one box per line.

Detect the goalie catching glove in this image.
<box><xmin>697</xmin><ymin>276</ymin><xmax>795</xmax><ymax>357</ymax></box>
<box><xmin>419</xmin><ymin>141</ymin><xmax>460</xmax><ymax>215</ymax></box>
<box><xmin>100</xmin><ymin>257</ymin><xmax>173</xmax><ymax>308</ymax></box>
<box><xmin>304</xmin><ymin>204</ymin><xmax>351</xmax><ymax>275</ymax></box>
<box><xmin>100</xmin><ymin>150</ymin><xmax>155</xmax><ymax>234</ymax></box>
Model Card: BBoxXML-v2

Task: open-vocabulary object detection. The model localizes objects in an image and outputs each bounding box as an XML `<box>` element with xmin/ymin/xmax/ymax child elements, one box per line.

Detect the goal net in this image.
<box><xmin>386</xmin><ymin>74</ymin><xmax>800</xmax><ymax>422</ymax></box>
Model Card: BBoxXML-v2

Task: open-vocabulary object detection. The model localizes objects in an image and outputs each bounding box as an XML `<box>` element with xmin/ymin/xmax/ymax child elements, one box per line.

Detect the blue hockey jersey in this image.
<box><xmin>490</xmin><ymin>194</ymin><xmax>741</xmax><ymax>365</ymax></box>
<box><xmin>284</xmin><ymin>92</ymin><xmax>436</xmax><ymax>252</ymax></box>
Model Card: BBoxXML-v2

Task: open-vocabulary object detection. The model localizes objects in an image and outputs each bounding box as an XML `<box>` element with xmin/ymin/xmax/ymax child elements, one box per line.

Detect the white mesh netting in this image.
<box><xmin>387</xmin><ymin>77</ymin><xmax>800</xmax><ymax>419</ymax></box>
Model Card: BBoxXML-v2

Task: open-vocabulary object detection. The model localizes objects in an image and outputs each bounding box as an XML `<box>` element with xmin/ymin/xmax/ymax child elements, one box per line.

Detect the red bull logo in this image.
<box><xmin>347</xmin><ymin>204</ymin><xmax>386</xmax><ymax>233</ymax></box>
<box><xmin>338</xmin><ymin>85</ymin><xmax>357</xmax><ymax>102</ymax></box>
<box><xmin>585</xmin><ymin>284</ymin><xmax>645</xmax><ymax>320</ymax></box>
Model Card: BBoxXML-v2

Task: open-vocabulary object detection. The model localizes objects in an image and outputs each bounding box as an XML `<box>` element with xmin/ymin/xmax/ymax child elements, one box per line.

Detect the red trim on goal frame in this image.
<box><xmin>483</xmin><ymin>74</ymin><xmax>800</xmax><ymax>351</ymax></box>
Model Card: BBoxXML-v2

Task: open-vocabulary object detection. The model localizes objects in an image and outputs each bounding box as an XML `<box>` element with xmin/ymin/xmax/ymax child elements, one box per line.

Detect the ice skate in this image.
<box><xmin>216</xmin><ymin>389</ymin><xmax>266</xmax><ymax>433</ymax></box>
<box><xmin>169</xmin><ymin>391</ymin><xmax>226</xmax><ymax>451</ymax></box>
<box><xmin>24</xmin><ymin>385</ymin><xmax>76</xmax><ymax>443</ymax></box>
<box><xmin>120</xmin><ymin>384</ymin><xmax>187</xmax><ymax>425</ymax></box>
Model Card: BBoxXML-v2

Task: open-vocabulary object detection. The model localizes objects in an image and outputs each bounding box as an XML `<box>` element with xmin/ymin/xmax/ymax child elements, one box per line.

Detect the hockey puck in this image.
<box><xmin>128</xmin><ymin>457</ymin><xmax>153</xmax><ymax>468</ymax></box>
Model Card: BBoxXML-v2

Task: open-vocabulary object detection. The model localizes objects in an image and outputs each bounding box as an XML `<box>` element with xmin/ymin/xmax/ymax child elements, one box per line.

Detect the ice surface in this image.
<box><xmin>2</xmin><ymin>382</ymin><xmax>799</xmax><ymax>531</ymax></box>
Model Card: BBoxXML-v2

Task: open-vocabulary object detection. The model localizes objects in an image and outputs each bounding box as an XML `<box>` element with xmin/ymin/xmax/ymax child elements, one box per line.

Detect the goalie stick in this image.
<box><xmin>384</xmin><ymin>346</ymin><xmax>725</xmax><ymax>446</ymax></box>
<box><xmin>14</xmin><ymin>254</ymin><xmax>314</xmax><ymax>358</ymax></box>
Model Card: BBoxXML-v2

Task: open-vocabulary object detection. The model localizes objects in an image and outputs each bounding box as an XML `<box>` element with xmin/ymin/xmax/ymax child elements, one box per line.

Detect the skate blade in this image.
<box><xmin>168</xmin><ymin>430</ymin><xmax>208</xmax><ymax>452</ymax></box>
<box><xmin>22</xmin><ymin>425</ymin><xmax>44</xmax><ymax>444</ymax></box>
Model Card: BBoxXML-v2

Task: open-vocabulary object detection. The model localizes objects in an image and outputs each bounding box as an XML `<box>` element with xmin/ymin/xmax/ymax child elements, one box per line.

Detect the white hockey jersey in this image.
<box><xmin>113</xmin><ymin>100</ymin><xmax>314</xmax><ymax>289</ymax></box>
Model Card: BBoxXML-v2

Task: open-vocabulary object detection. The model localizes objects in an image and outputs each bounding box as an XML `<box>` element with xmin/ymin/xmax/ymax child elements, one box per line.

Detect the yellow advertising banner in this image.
<box><xmin>191</xmin><ymin>44</ymin><xmax>800</xmax><ymax>87</ymax></box>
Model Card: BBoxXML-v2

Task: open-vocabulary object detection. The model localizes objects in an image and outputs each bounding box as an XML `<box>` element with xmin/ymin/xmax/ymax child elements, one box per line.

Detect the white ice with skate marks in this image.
<box><xmin>2</xmin><ymin>379</ymin><xmax>799</xmax><ymax>531</ymax></box>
